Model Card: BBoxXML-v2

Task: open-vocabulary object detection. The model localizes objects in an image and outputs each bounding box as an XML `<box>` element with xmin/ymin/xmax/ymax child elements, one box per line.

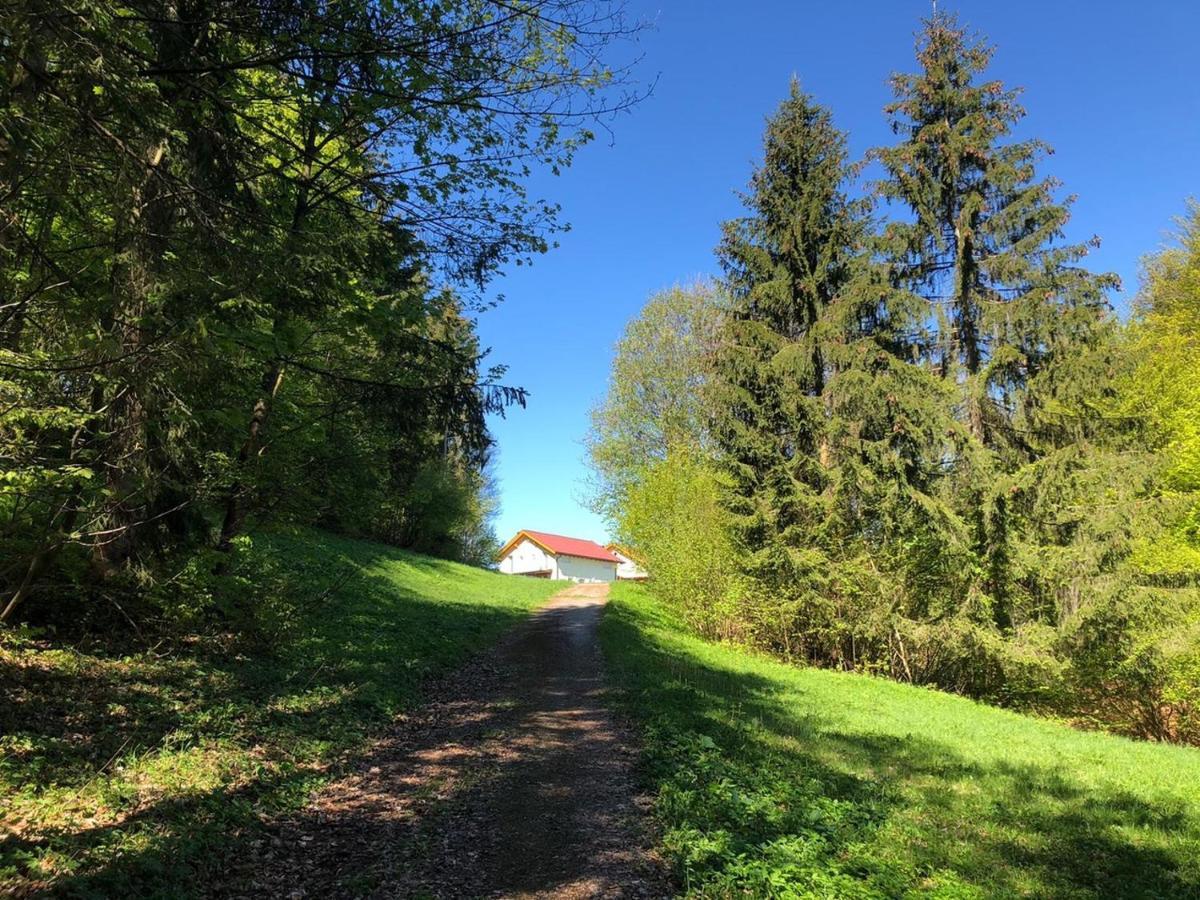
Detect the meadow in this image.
<box><xmin>0</xmin><ymin>530</ymin><xmax>559</xmax><ymax>897</ymax></box>
<box><xmin>601</xmin><ymin>582</ymin><xmax>1200</xmax><ymax>899</ymax></box>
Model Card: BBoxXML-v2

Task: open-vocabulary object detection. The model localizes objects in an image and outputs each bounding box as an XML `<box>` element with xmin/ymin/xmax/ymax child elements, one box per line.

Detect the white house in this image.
<box><xmin>606</xmin><ymin>544</ymin><xmax>649</xmax><ymax>581</ymax></box>
<box><xmin>497</xmin><ymin>530</ymin><xmax>619</xmax><ymax>583</ymax></box>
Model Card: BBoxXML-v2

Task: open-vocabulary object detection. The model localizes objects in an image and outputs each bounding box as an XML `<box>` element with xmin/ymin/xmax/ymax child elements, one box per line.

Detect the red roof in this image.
<box><xmin>501</xmin><ymin>530</ymin><xmax>619</xmax><ymax>564</ymax></box>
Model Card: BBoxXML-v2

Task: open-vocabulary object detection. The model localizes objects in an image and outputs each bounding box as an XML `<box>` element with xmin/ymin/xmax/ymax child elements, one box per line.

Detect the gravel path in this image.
<box><xmin>220</xmin><ymin>582</ymin><xmax>667</xmax><ymax>899</ymax></box>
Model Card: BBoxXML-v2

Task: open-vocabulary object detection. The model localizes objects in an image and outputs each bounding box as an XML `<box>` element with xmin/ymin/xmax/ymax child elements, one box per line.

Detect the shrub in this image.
<box><xmin>618</xmin><ymin>448</ymin><xmax>742</xmax><ymax>640</ymax></box>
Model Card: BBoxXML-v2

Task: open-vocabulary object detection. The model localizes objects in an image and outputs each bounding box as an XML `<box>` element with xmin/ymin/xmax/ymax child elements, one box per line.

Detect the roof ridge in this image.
<box><xmin>499</xmin><ymin>529</ymin><xmax>619</xmax><ymax>564</ymax></box>
<box><xmin>526</xmin><ymin>528</ymin><xmax>599</xmax><ymax>540</ymax></box>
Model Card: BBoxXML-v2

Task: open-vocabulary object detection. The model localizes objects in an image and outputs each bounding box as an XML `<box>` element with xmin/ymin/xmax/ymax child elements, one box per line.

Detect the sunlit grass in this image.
<box><xmin>0</xmin><ymin>529</ymin><xmax>558</xmax><ymax>896</ymax></box>
<box><xmin>601</xmin><ymin>582</ymin><xmax>1200</xmax><ymax>898</ymax></box>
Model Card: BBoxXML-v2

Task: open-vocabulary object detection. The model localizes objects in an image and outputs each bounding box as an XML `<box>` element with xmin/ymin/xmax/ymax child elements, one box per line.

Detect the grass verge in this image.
<box><xmin>0</xmin><ymin>529</ymin><xmax>558</xmax><ymax>897</ymax></box>
<box><xmin>600</xmin><ymin>582</ymin><xmax>1200</xmax><ymax>898</ymax></box>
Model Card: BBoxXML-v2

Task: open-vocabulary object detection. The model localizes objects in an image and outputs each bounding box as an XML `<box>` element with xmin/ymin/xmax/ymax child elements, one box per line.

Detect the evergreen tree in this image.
<box><xmin>874</xmin><ymin>13</ymin><xmax>1116</xmax><ymax>453</ymax></box>
<box><xmin>873</xmin><ymin>13</ymin><xmax>1118</xmax><ymax>630</ymax></box>
<box><xmin>711</xmin><ymin>85</ymin><xmax>967</xmax><ymax>661</ymax></box>
<box><xmin>715</xmin><ymin>85</ymin><xmax>863</xmax><ymax>607</ymax></box>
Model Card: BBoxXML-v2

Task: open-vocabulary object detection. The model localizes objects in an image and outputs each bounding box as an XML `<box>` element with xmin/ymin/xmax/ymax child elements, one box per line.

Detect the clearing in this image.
<box><xmin>601</xmin><ymin>582</ymin><xmax>1200</xmax><ymax>898</ymax></box>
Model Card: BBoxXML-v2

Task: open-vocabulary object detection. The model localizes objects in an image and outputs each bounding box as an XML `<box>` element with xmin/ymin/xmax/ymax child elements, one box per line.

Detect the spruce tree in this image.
<box><xmin>714</xmin><ymin>85</ymin><xmax>968</xmax><ymax>661</ymax></box>
<box><xmin>874</xmin><ymin>13</ymin><xmax>1116</xmax><ymax>455</ymax></box>
<box><xmin>873</xmin><ymin>13</ymin><xmax>1118</xmax><ymax>631</ymax></box>
<box><xmin>714</xmin><ymin>84</ymin><xmax>863</xmax><ymax>611</ymax></box>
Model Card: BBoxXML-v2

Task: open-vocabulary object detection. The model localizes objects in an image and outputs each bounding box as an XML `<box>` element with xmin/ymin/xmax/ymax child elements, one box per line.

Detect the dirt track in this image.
<box><xmin>220</xmin><ymin>582</ymin><xmax>666</xmax><ymax>899</ymax></box>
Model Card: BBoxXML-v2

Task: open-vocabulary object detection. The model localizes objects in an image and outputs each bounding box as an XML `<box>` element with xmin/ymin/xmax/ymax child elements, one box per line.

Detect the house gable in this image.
<box><xmin>497</xmin><ymin>529</ymin><xmax>619</xmax><ymax>583</ymax></box>
<box><xmin>497</xmin><ymin>536</ymin><xmax>556</xmax><ymax>577</ymax></box>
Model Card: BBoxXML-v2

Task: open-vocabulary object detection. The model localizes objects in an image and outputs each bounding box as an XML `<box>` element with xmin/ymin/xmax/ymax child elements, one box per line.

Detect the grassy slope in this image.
<box><xmin>601</xmin><ymin>582</ymin><xmax>1200</xmax><ymax>899</ymax></box>
<box><xmin>0</xmin><ymin>529</ymin><xmax>558</xmax><ymax>897</ymax></box>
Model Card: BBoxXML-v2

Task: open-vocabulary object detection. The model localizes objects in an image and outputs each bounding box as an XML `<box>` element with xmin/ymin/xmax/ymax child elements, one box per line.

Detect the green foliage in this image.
<box><xmin>617</xmin><ymin>448</ymin><xmax>741</xmax><ymax>640</ymax></box>
<box><xmin>586</xmin><ymin>282</ymin><xmax>726</xmax><ymax>521</ymax></box>
<box><xmin>1122</xmin><ymin>203</ymin><xmax>1200</xmax><ymax>569</ymax></box>
<box><xmin>1047</xmin><ymin>205</ymin><xmax>1200</xmax><ymax>744</ymax></box>
<box><xmin>0</xmin><ymin>527</ymin><xmax>559</xmax><ymax>895</ymax></box>
<box><xmin>592</xmin><ymin>13</ymin><xmax>1200</xmax><ymax>745</ymax></box>
<box><xmin>602</xmin><ymin>583</ymin><xmax>1200</xmax><ymax>898</ymax></box>
<box><xmin>0</xmin><ymin>0</ymin><xmax>639</xmax><ymax>620</ymax></box>
<box><xmin>871</xmin><ymin>11</ymin><xmax>1120</xmax><ymax>638</ymax></box>
<box><xmin>874</xmin><ymin>13</ymin><xmax>1116</xmax><ymax>454</ymax></box>
<box><xmin>710</xmin><ymin>82</ymin><xmax>976</xmax><ymax>666</ymax></box>
<box><xmin>713</xmin><ymin>84</ymin><xmax>867</xmax><ymax>616</ymax></box>
<box><xmin>586</xmin><ymin>281</ymin><xmax>739</xmax><ymax>636</ymax></box>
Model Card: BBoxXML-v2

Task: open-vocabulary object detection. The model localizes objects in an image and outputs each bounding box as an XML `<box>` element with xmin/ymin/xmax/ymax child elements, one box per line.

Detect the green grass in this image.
<box><xmin>601</xmin><ymin>582</ymin><xmax>1200</xmax><ymax>899</ymax></box>
<box><xmin>0</xmin><ymin>529</ymin><xmax>558</xmax><ymax>897</ymax></box>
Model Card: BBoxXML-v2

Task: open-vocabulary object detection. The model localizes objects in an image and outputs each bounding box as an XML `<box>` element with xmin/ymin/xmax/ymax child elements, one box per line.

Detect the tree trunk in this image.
<box><xmin>955</xmin><ymin>224</ymin><xmax>985</xmax><ymax>443</ymax></box>
<box><xmin>216</xmin><ymin>361</ymin><xmax>286</xmax><ymax>552</ymax></box>
<box><xmin>92</xmin><ymin>140</ymin><xmax>169</xmax><ymax>573</ymax></box>
<box><xmin>214</xmin><ymin>95</ymin><xmax>324</xmax><ymax>556</ymax></box>
<box><xmin>0</xmin><ymin>505</ymin><xmax>79</xmax><ymax>622</ymax></box>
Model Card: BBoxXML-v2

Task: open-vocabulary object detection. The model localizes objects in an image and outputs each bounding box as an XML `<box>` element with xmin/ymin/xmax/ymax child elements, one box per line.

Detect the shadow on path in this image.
<box><xmin>216</xmin><ymin>583</ymin><xmax>666</xmax><ymax>899</ymax></box>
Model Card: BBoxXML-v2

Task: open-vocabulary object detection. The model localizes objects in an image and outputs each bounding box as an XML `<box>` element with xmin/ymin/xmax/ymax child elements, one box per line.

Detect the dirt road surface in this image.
<box><xmin>219</xmin><ymin>582</ymin><xmax>667</xmax><ymax>899</ymax></box>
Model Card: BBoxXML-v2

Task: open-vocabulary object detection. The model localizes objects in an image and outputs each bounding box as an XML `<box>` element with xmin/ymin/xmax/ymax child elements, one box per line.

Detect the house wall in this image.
<box><xmin>556</xmin><ymin>554</ymin><xmax>617</xmax><ymax>584</ymax></box>
<box><xmin>498</xmin><ymin>538</ymin><xmax>556</xmax><ymax>576</ymax></box>
<box><xmin>612</xmin><ymin>551</ymin><xmax>648</xmax><ymax>580</ymax></box>
<box><xmin>499</xmin><ymin>538</ymin><xmax>617</xmax><ymax>583</ymax></box>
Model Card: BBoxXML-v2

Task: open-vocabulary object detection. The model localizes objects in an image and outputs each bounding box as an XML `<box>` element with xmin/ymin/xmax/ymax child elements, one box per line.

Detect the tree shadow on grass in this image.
<box><xmin>0</xmin><ymin>768</ymin><xmax>320</xmax><ymax>899</ymax></box>
<box><xmin>602</xmin><ymin>602</ymin><xmax>1200</xmax><ymax>899</ymax></box>
<box><xmin>2</xmin><ymin>589</ymin><xmax>657</xmax><ymax>899</ymax></box>
<box><xmin>209</xmin><ymin>588</ymin><xmax>665</xmax><ymax>898</ymax></box>
<box><xmin>0</xmin><ymin>536</ymin><xmax>541</xmax><ymax>898</ymax></box>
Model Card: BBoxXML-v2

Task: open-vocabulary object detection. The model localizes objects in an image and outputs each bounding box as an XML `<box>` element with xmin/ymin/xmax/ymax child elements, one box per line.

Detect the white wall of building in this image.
<box><xmin>498</xmin><ymin>538</ymin><xmax>556</xmax><ymax>576</ymax></box>
<box><xmin>498</xmin><ymin>539</ymin><xmax>617</xmax><ymax>583</ymax></box>
<box><xmin>556</xmin><ymin>554</ymin><xmax>617</xmax><ymax>584</ymax></box>
<box><xmin>611</xmin><ymin>550</ymin><xmax>648</xmax><ymax>580</ymax></box>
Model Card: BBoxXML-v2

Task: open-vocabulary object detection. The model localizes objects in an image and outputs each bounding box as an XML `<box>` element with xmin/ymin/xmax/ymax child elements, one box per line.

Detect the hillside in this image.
<box><xmin>601</xmin><ymin>583</ymin><xmax>1200</xmax><ymax>898</ymax></box>
<box><xmin>0</xmin><ymin>530</ymin><xmax>559</xmax><ymax>897</ymax></box>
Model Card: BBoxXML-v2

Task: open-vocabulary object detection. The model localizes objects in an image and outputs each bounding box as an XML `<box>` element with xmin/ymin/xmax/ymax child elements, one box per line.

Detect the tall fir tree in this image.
<box><xmin>874</xmin><ymin>13</ymin><xmax>1115</xmax><ymax>452</ymax></box>
<box><xmin>714</xmin><ymin>85</ymin><xmax>968</xmax><ymax>662</ymax></box>
<box><xmin>873</xmin><ymin>13</ymin><xmax>1118</xmax><ymax>631</ymax></box>
<box><xmin>715</xmin><ymin>85</ymin><xmax>864</xmax><ymax>614</ymax></box>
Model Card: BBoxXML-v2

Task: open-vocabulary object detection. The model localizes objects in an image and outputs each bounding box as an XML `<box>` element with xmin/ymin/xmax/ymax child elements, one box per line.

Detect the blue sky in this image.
<box><xmin>476</xmin><ymin>0</ymin><xmax>1200</xmax><ymax>545</ymax></box>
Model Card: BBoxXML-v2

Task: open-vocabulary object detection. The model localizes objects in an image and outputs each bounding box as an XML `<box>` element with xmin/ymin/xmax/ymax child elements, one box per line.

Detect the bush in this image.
<box><xmin>1062</xmin><ymin>585</ymin><xmax>1200</xmax><ymax>742</ymax></box>
<box><xmin>618</xmin><ymin>448</ymin><xmax>742</xmax><ymax>639</ymax></box>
